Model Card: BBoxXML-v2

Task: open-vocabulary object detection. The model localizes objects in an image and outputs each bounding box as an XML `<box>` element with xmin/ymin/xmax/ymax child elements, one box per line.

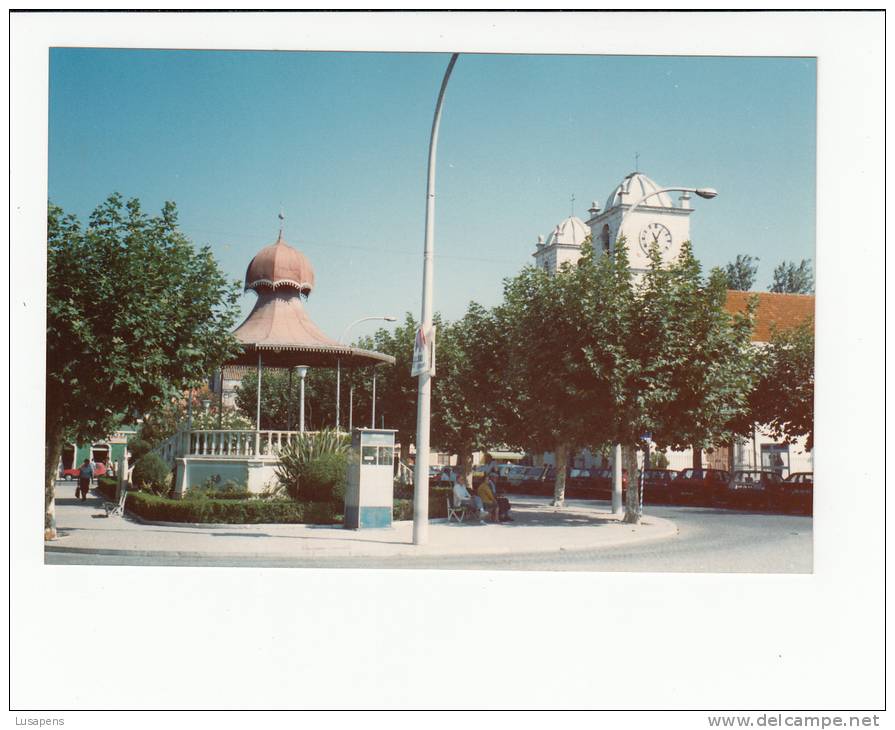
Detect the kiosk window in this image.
<box><xmin>362</xmin><ymin>446</ymin><xmax>377</xmax><ymax>465</ymax></box>
<box><xmin>377</xmin><ymin>447</ymin><xmax>394</xmax><ymax>466</ymax></box>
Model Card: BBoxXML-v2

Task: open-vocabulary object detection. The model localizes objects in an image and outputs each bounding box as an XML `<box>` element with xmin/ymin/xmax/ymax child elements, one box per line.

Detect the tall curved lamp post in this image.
<box><xmin>609</xmin><ymin>183</ymin><xmax>718</xmax><ymax>516</ymax></box>
<box><xmin>413</xmin><ymin>53</ymin><xmax>459</xmax><ymax>546</ymax></box>
<box><xmin>337</xmin><ymin>315</ymin><xmax>397</xmax><ymax>432</ymax></box>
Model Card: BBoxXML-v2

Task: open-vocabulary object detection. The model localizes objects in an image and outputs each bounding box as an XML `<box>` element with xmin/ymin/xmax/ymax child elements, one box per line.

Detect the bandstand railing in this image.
<box><xmin>156</xmin><ymin>428</ymin><xmax>315</xmax><ymax>464</ymax></box>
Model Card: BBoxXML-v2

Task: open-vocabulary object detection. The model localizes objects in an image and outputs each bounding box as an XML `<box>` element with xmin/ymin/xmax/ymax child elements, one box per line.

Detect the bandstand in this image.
<box><xmin>160</xmin><ymin>226</ymin><xmax>395</xmax><ymax>496</ymax></box>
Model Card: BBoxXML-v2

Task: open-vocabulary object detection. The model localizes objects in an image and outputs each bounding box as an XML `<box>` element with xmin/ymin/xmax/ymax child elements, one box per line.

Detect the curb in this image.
<box><xmin>43</xmin><ymin>515</ymin><xmax>679</xmax><ymax>561</ymax></box>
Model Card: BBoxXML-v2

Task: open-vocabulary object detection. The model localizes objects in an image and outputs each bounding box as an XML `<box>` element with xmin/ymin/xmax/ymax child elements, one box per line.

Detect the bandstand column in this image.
<box><xmin>255</xmin><ymin>351</ymin><xmax>262</xmax><ymax>455</ymax></box>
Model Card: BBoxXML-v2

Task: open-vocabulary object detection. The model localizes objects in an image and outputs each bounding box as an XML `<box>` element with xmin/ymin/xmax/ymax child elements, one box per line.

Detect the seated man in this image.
<box><xmin>453</xmin><ymin>476</ymin><xmax>485</xmax><ymax>523</ymax></box>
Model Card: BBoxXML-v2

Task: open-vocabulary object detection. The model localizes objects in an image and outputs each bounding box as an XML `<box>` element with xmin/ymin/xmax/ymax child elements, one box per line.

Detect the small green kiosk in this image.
<box><xmin>344</xmin><ymin>428</ymin><xmax>396</xmax><ymax>529</ymax></box>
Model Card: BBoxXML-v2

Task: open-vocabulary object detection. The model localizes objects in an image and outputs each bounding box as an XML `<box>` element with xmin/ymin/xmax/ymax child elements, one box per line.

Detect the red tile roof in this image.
<box><xmin>724</xmin><ymin>290</ymin><xmax>814</xmax><ymax>342</ymax></box>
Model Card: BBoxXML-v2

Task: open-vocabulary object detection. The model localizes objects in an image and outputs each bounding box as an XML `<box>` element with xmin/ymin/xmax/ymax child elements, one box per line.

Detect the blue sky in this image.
<box><xmin>48</xmin><ymin>49</ymin><xmax>816</xmax><ymax>339</ymax></box>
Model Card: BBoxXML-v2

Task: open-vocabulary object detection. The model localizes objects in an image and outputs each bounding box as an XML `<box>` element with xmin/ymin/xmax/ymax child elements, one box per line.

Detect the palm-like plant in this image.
<box><xmin>275</xmin><ymin>428</ymin><xmax>350</xmax><ymax>501</ymax></box>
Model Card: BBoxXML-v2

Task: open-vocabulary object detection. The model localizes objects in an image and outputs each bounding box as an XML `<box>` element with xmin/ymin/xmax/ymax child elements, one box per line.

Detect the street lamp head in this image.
<box><xmin>384</xmin><ymin>316</ymin><xmax>397</xmax><ymax>322</ymax></box>
<box><xmin>695</xmin><ymin>187</ymin><xmax>718</xmax><ymax>200</ymax></box>
<box><xmin>296</xmin><ymin>366</ymin><xmax>309</xmax><ymax>378</ymax></box>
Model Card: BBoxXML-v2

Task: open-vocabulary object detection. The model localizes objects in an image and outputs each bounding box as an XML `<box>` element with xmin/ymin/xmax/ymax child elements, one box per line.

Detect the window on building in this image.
<box><xmin>601</xmin><ymin>224</ymin><xmax>611</xmax><ymax>253</ymax></box>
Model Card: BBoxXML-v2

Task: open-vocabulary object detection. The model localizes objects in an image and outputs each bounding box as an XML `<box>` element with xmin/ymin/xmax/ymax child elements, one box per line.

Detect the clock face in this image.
<box><xmin>639</xmin><ymin>222</ymin><xmax>673</xmax><ymax>256</ymax></box>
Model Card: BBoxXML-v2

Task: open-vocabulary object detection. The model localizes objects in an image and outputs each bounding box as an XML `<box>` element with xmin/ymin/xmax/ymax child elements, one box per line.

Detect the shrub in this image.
<box><xmin>186</xmin><ymin>477</ymin><xmax>251</xmax><ymax>500</ymax></box>
<box><xmin>127</xmin><ymin>437</ymin><xmax>152</xmax><ymax>463</ymax></box>
<box><xmin>302</xmin><ymin>451</ymin><xmax>349</xmax><ymax>503</ymax></box>
<box><xmin>393</xmin><ymin>499</ymin><xmax>413</xmax><ymax>521</ymax></box>
<box><xmin>132</xmin><ymin>453</ymin><xmax>172</xmax><ymax>496</ymax></box>
<box><xmin>390</xmin><ymin>488</ymin><xmax>450</xmax><ymax>520</ymax></box>
<box><xmin>275</xmin><ymin>428</ymin><xmax>350</xmax><ymax>501</ymax></box>
<box><xmin>96</xmin><ymin>476</ymin><xmax>117</xmax><ymax>499</ymax></box>
<box><xmin>120</xmin><ymin>491</ymin><xmax>343</xmax><ymax>525</ymax></box>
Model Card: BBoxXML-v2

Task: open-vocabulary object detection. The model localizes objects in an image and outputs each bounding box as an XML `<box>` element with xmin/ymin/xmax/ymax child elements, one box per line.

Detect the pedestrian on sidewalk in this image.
<box><xmin>76</xmin><ymin>459</ymin><xmax>93</xmax><ymax>502</ymax></box>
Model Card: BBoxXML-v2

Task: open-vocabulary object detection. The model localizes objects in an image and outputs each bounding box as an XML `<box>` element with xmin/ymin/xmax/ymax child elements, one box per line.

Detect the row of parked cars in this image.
<box><xmin>457</xmin><ymin>464</ymin><xmax>811</xmax><ymax>515</ymax></box>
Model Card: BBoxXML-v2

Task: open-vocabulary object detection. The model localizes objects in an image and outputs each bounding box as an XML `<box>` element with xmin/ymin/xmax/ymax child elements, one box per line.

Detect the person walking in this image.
<box><xmin>75</xmin><ymin>459</ymin><xmax>93</xmax><ymax>502</ymax></box>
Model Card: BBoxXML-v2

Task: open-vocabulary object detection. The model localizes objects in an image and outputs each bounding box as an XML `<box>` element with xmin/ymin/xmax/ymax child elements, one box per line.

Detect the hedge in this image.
<box><xmin>120</xmin><ymin>490</ymin><xmax>341</xmax><ymax>525</ymax></box>
<box><xmin>95</xmin><ymin>479</ymin><xmax>450</xmax><ymax>524</ymax></box>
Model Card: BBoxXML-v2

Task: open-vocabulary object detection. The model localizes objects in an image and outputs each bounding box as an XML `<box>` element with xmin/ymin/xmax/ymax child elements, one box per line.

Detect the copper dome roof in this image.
<box><xmin>244</xmin><ymin>231</ymin><xmax>315</xmax><ymax>296</ymax></box>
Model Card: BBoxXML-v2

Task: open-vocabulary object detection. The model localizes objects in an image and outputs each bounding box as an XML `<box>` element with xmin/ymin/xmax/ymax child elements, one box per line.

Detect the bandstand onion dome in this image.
<box><xmin>230</xmin><ymin>229</ymin><xmax>395</xmax><ymax>369</ymax></box>
<box><xmin>604</xmin><ymin>172</ymin><xmax>674</xmax><ymax>212</ymax></box>
<box><xmin>244</xmin><ymin>231</ymin><xmax>316</xmax><ymax>296</ymax></box>
<box><xmin>545</xmin><ymin>216</ymin><xmax>590</xmax><ymax>247</ymax></box>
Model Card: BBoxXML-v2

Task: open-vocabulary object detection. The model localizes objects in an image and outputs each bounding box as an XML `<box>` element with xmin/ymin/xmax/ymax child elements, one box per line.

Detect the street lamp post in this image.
<box><xmin>296</xmin><ymin>366</ymin><xmax>308</xmax><ymax>433</ymax></box>
<box><xmin>609</xmin><ymin>183</ymin><xmax>718</xmax><ymax>516</ymax></box>
<box><xmin>337</xmin><ymin>315</ymin><xmax>396</xmax><ymax>431</ymax></box>
<box><xmin>613</xmin><ymin>186</ymin><xmax>718</xmax><ymax>246</ymax></box>
<box><xmin>413</xmin><ymin>53</ymin><xmax>459</xmax><ymax>546</ymax></box>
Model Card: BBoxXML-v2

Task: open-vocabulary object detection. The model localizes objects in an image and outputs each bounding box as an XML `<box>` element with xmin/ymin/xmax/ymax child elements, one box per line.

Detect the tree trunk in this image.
<box><xmin>552</xmin><ymin>442</ymin><xmax>569</xmax><ymax>507</ymax></box>
<box><xmin>692</xmin><ymin>447</ymin><xmax>703</xmax><ymax>469</ymax></box>
<box><xmin>623</xmin><ymin>444</ymin><xmax>641</xmax><ymax>524</ymax></box>
<box><xmin>44</xmin><ymin>422</ymin><xmax>65</xmax><ymax>541</ymax></box>
<box><xmin>457</xmin><ymin>447</ymin><xmax>473</xmax><ymax>490</ymax></box>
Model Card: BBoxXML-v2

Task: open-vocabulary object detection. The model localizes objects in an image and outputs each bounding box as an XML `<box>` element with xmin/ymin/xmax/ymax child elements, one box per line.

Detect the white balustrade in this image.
<box><xmin>181</xmin><ymin>429</ymin><xmax>312</xmax><ymax>459</ymax></box>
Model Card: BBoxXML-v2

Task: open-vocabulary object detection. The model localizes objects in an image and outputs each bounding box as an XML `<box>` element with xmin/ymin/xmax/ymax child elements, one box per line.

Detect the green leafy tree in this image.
<box><xmin>430</xmin><ymin>302</ymin><xmax>507</xmax><ymax>485</ymax></box>
<box><xmin>45</xmin><ymin>195</ymin><xmax>241</xmax><ymax>539</ymax></box>
<box><xmin>498</xmin><ymin>241</ymin><xmax>616</xmax><ymax>506</ymax></box>
<box><xmin>770</xmin><ymin>259</ymin><xmax>814</xmax><ymax>294</ymax></box>
<box><xmin>635</xmin><ymin>245</ymin><xmax>758</xmax><ymax>448</ymax></box>
<box><xmin>139</xmin><ymin>384</ymin><xmax>250</xmax><ymax>447</ymax></box>
<box><xmin>235</xmin><ymin>367</ymin><xmax>338</xmax><ymax>432</ymax></box>
<box><xmin>748</xmin><ymin>318</ymin><xmax>815</xmax><ymax>451</ymax></box>
<box><xmin>723</xmin><ymin>254</ymin><xmax>759</xmax><ymax>291</ymax></box>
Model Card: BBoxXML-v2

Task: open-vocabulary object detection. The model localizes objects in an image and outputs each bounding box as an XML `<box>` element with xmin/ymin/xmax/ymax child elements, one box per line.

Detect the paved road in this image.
<box><xmin>45</xmin><ymin>500</ymin><xmax>812</xmax><ymax>572</ymax></box>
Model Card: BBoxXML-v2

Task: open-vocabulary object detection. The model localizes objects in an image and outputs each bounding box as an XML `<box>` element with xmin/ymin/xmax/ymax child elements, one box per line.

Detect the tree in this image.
<box><xmin>235</xmin><ymin>367</ymin><xmax>339</xmax><ymax>432</ymax></box>
<box><xmin>747</xmin><ymin>318</ymin><xmax>815</xmax><ymax>451</ymax></box>
<box><xmin>430</xmin><ymin>302</ymin><xmax>506</xmax><ymax>485</ymax></box>
<box><xmin>631</xmin><ymin>244</ymin><xmax>758</xmax><ymax>491</ymax></box>
<box><xmin>570</xmin><ymin>239</ymin><xmax>757</xmax><ymax>523</ymax></box>
<box><xmin>139</xmin><ymin>384</ymin><xmax>251</xmax><ymax>447</ymax></box>
<box><xmin>770</xmin><ymin>259</ymin><xmax>814</xmax><ymax>294</ymax></box>
<box><xmin>498</xmin><ymin>241</ymin><xmax>616</xmax><ymax>506</ymax></box>
<box><xmin>45</xmin><ymin>195</ymin><xmax>241</xmax><ymax>539</ymax></box>
<box><xmin>723</xmin><ymin>254</ymin><xmax>759</xmax><ymax>291</ymax></box>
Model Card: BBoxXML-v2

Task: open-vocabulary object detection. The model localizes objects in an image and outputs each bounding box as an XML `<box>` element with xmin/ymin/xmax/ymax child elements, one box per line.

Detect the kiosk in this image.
<box><xmin>344</xmin><ymin>428</ymin><xmax>396</xmax><ymax>529</ymax></box>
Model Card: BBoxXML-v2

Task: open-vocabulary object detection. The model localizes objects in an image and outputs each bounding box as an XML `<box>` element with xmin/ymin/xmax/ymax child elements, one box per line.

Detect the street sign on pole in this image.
<box><xmin>411</xmin><ymin>325</ymin><xmax>436</xmax><ymax>377</ymax></box>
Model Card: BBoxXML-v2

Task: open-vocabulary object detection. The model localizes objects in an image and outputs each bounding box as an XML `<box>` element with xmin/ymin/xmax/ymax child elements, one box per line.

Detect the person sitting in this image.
<box><xmin>478</xmin><ymin>474</ymin><xmax>513</xmax><ymax>522</ymax></box>
<box><xmin>453</xmin><ymin>476</ymin><xmax>485</xmax><ymax>524</ymax></box>
<box><xmin>484</xmin><ymin>471</ymin><xmax>513</xmax><ymax>522</ymax></box>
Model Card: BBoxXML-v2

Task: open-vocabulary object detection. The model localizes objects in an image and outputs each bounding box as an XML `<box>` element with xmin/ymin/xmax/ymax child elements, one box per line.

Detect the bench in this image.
<box><xmin>103</xmin><ymin>486</ymin><xmax>127</xmax><ymax>517</ymax></box>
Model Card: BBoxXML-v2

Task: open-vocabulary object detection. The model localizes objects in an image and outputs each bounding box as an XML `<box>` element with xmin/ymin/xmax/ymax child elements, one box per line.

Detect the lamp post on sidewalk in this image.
<box><xmin>412</xmin><ymin>53</ymin><xmax>459</xmax><ymax>546</ymax></box>
<box><xmin>609</xmin><ymin>183</ymin><xmax>718</xmax><ymax>515</ymax></box>
<box><xmin>337</xmin><ymin>315</ymin><xmax>396</xmax><ymax>432</ymax></box>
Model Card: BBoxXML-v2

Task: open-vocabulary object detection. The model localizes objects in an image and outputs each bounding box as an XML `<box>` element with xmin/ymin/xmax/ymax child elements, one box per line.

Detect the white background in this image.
<box><xmin>7</xmin><ymin>9</ymin><xmax>887</xmax><ymax>721</ymax></box>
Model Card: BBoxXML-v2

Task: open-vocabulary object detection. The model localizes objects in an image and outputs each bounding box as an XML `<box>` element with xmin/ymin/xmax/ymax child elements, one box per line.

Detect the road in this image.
<box><xmin>45</xmin><ymin>500</ymin><xmax>812</xmax><ymax>572</ymax></box>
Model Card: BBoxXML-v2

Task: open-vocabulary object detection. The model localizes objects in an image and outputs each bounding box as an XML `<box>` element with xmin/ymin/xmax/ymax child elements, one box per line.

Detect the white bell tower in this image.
<box><xmin>586</xmin><ymin>172</ymin><xmax>693</xmax><ymax>275</ymax></box>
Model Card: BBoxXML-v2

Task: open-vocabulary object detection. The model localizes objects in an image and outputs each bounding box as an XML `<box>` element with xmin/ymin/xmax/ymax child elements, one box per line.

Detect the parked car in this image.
<box><xmin>641</xmin><ymin>469</ymin><xmax>680</xmax><ymax>504</ymax></box>
<box><xmin>770</xmin><ymin>472</ymin><xmax>813</xmax><ymax>515</ymax></box>
<box><xmin>428</xmin><ymin>465</ymin><xmax>446</xmax><ymax>487</ymax></box>
<box><xmin>589</xmin><ymin>468</ymin><xmax>629</xmax><ymax>500</ymax></box>
<box><xmin>516</xmin><ymin>466</ymin><xmax>552</xmax><ymax>495</ymax></box>
<box><xmin>61</xmin><ymin>462</ymin><xmax>107</xmax><ymax>480</ymax></box>
<box><xmin>718</xmin><ymin>470</ymin><xmax>783</xmax><ymax>509</ymax></box>
<box><xmin>675</xmin><ymin>468</ymin><xmax>730</xmax><ymax>506</ymax></box>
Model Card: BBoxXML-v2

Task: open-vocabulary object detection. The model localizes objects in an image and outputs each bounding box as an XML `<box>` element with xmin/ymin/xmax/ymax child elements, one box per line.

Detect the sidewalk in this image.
<box><xmin>45</xmin><ymin>483</ymin><xmax>678</xmax><ymax>560</ymax></box>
